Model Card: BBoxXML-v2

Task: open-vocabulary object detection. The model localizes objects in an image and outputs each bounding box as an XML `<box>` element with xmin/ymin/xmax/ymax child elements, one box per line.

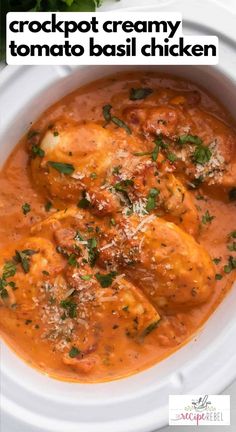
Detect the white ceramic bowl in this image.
<box><xmin>0</xmin><ymin>2</ymin><xmax>236</xmax><ymax>432</ymax></box>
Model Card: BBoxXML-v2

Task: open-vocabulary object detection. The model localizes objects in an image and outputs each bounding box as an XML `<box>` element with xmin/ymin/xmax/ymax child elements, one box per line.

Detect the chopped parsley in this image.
<box><xmin>146</xmin><ymin>188</ymin><xmax>160</xmax><ymax>212</ymax></box>
<box><xmin>90</xmin><ymin>172</ymin><xmax>97</xmax><ymax>179</ymax></box>
<box><xmin>48</xmin><ymin>161</ymin><xmax>75</xmax><ymax>175</ymax></box>
<box><xmin>22</xmin><ymin>202</ymin><xmax>31</xmax><ymax>215</ymax></box>
<box><xmin>224</xmin><ymin>256</ymin><xmax>236</xmax><ymax>274</ymax></box>
<box><xmin>95</xmin><ymin>271</ymin><xmax>117</xmax><ymax>288</ymax></box>
<box><xmin>215</xmin><ymin>274</ymin><xmax>223</xmax><ymax>280</ymax></box>
<box><xmin>202</xmin><ymin>210</ymin><xmax>215</xmax><ymax>224</ymax></box>
<box><xmin>69</xmin><ymin>346</ymin><xmax>80</xmax><ymax>358</ymax></box>
<box><xmin>129</xmin><ymin>87</ymin><xmax>153</xmax><ymax>101</ymax></box>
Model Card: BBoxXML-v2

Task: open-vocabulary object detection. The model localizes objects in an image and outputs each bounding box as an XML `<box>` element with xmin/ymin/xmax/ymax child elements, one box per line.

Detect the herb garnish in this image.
<box><xmin>114</xmin><ymin>179</ymin><xmax>134</xmax><ymax>192</ymax></box>
<box><xmin>45</xmin><ymin>201</ymin><xmax>52</xmax><ymax>212</ymax></box>
<box><xmin>31</xmin><ymin>145</ymin><xmax>45</xmax><ymax>158</ymax></box>
<box><xmin>14</xmin><ymin>249</ymin><xmax>38</xmax><ymax>273</ymax></box>
<box><xmin>224</xmin><ymin>256</ymin><xmax>236</xmax><ymax>274</ymax></box>
<box><xmin>146</xmin><ymin>188</ymin><xmax>160</xmax><ymax>212</ymax></box>
<box><xmin>129</xmin><ymin>88</ymin><xmax>153</xmax><ymax>101</ymax></box>
<box><xmin>202</xmin><ymin>210</ymin><xmax>215</xmax><ymax>224</ymax></box>
<box><xmin>69</xmin><ymin>346</ymin><xmax>80</xmax><ymax>358</ymax></box>
<box><xmin>102</xmin><ymin>104</ymin><xmax>131</xmax><ymax>135</ymax></box>
<box><xmin>48</xmin><ymin>161</ymin><xmax>75</xmax><ymax>175</ymax></box>
<box><xmin>178</xmin><ymin>134</ymin><xmax>202</xmax><ymax>145</ymax></box>
<box><xmin>95</xmin><ymin>271</ymin><xmax>117</xmax><ymax>288</ymax></box>
<box><xmin>60</xmin><ymin>299</ymin><xmax>77</xmax><ymax>319</ymax></box>
<box><xmin>22</xmin><ymin>202</ymin><xmax>31</xmax><ymax>215</ymax></box>
<box><xmin>193</xmin><ymin>144</ymin><xmax>212</xmax><ymax>165</ymax></box>
<box><xmin>0</xmin><ymin>261</ymin><xmax>17</xmax><ymax>300</ymax></box>
<box><xmin>142</xmin><ymin>320</ymin><xmax>160</xmax><ymax>337</ymax></box>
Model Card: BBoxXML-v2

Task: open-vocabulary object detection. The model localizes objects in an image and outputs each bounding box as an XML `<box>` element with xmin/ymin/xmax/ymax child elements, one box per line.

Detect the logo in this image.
<box><xmin>169</xmin><ymin>394</ymin><xmax>230</xmax><ymax>426</ymax></box>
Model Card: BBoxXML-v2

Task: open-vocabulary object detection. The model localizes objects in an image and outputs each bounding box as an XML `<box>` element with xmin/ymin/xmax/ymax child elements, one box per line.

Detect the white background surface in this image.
<box><xmin>1</xmin><ymin>1</ymin><xmax>236</xmax><ymax>431</ymax></box>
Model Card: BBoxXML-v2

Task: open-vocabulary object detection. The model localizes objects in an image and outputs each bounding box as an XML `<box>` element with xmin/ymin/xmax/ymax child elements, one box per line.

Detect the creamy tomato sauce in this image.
<box><xmin>0</xmin><ymin>71</ymin><xmax>235</xmax><ymax>383</ymax></box>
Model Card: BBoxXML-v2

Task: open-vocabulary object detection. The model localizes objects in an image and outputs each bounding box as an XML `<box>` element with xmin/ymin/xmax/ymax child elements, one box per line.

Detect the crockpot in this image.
<box><xmin>0</xmin><ymin>1</ymin><xmax>236</xmax><ymax>431</ymax></box>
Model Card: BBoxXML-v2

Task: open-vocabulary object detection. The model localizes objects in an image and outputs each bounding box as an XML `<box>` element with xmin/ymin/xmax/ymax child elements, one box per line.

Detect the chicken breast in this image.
<box><xmin>32</xmin><ymin>207</ymin><xmax>215</xmax><ymax>312</ymax></box>
<box><xmin>123</xmin><ymin>104</ymin><xmax>236</xmax><ymax>190</ymax></box>
<box><xmin>30</xmin><ymin>121</ymin><xmax>148</xmax><ymax>209</ymax></box>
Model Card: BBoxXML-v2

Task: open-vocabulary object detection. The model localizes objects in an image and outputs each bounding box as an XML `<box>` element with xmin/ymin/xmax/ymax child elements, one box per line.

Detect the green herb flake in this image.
<box><xmin>167</xmin><ymin>153</ymin><xmax>178</xmax><ymax>163</ymax></box>
<box><xmin>45</xmin><ymin>201</ymin><xmax>52</xmax><ymax>212</ymax></box>
<box><xmin>103</xmin><ymin>104</ymin><xmax>112</xmax><ymax>122</ymax></box>
<box><xmin>224</xmin><ymin>256</ymin><xmax>236</xmax><ymax>274</ymax></box>
<box><xmin>228</xmin><ymin>242</ymin><xmax>236</xmax><ymax>252</ymax></box>
<box><xmin>114</xmin><ymin>179</ymin><xmax>134</xmax><ymax>192</ymax></box>
<box><xmin>69</xmin><ymin>346</ymin><xmax>80</xmax><ymax>358</ymax></box>
<box><xmin>80</xmin><ymin>274</ymin><xmax>92</xmax><ymax>281</ymax></box>
<box><xmin>229</xmin><ymin>230</ymin><xmax>236</xmax><ymax>239</ymax></box>
<box><xmin>67</xmin><ymin>254</ymin><xmax>77</xmax><ymax>267</ymax></box>
<box><xmin>130</xmin><ymin>87</ymin><xmax>153</xmax><ymax>101</ymax></box>
<box><xmin>48</xmin><ymin>161</ymin><xmax>75</xmax><ymax>175</ymax></box>
<box><xmin>146</xmin><ymin>188</ymin><xmax>160</xmax><ymax>212</ymax></box>
<box><xmin>215</xmin><ymin>273</ymin><xmax>223</xmax><ymax>280</ymax></box>
<box><xmin>14</xmin><ymin>249</ymin><xmax>37</xmax><ymax>274</ymax></box>
<box><xmin>142</xmin><ymin>320</ymin><xmax>160</xmax><ymax>337</ymax></box>
<box><xmin>95</xmin><ymin>271</ymin><xmax>117</xmax><ymax>288</ymax></box>
<box><xmin>213</xmin><ymin>257</ymin><xmax>221</xmax><ymax>265</ymax></box>
<box><xmin>60</xmin><ymin>299</ymin><xmax>77</xmax><ymax>319</ymax></box>
<box><xmin>77</xmin><ymin>197</ymin><xmax>91</xmax><ymax>209</ymax></box>
<box><xmin>202</xmin><ymin>210</ymin><xmax>215</xmax><ymax>225</ymax></box>
<box><xmin>22</xmin><ymin>203</ymin><xmax>31</xmax><ymax>215</ymax></box>
<box><xmin>178</xmin><ymin>134</ymin><xmax>202</xmax><ymax>145</ymax></box>
<box><xmin>193</xmin><ymin>144</ymin><xmax>212</xmax><ymax>165</ymax></box>
<box><xmin>31</xmin><ymin>145</ymin><xmax>45</xmax><ymax>158</ymax></box>
<box><xmin>2</xmin><ymin>261</ymin><xmax>16</xmax><ymax>279</ymax></box>
<box><xmin>111</xmin><ymin>116</ymin><xmax>131</xmax><ymax>135</ymax></box>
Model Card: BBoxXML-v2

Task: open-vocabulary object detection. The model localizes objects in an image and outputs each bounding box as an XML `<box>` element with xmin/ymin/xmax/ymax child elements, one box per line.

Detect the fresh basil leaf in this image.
<box><xmin>130</xmin><ymin>88</ymin><xmax>153</xmax><ymax>101</ymax></box>
<box><xmin>48</xmin><ymin>161</ymin><xmax>75</xmax><ymax>175</ymax></box>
